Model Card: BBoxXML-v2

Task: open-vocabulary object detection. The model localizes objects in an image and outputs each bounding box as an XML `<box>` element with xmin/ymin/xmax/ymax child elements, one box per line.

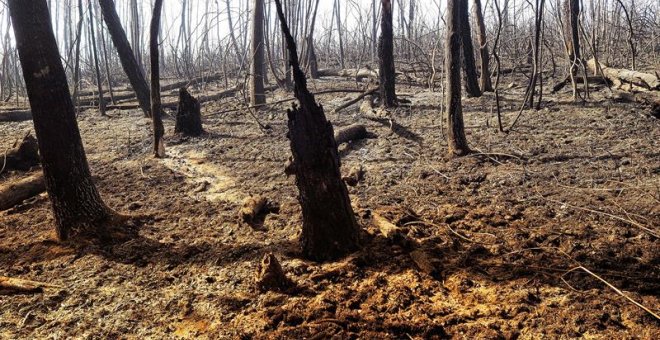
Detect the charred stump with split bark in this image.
<box><xmin>175</xmin><ymin>88</ymin><xmax>204</xmax><ymax>136</ymax></box>
<box><xmin>274</xmin><ymin>0</ymin><xmax>360</xmax><ymax>261</ymax></box>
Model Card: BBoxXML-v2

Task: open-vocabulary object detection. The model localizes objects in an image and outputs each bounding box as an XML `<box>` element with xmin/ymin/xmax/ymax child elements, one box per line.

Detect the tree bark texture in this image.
<box><xmin>9</xmin><ymin>0</ymin><xmax>113</xmax><ymax>240</ymax></box>
<box><xmin>175</xmin><ymin>87</ymin><xmax>204</xmax><ymax>136</ymax></box>
<box><xmin>250</xmin><ymin>0</ymin><xmax>266</xmax><ymax>106</ymax></box>
<box><xmin>459</xmin><ymin>0</ymin><xmax>481</xmax><ymax>97</ymax></box>
<box><xmin>446</xmin><ymin>0</ymin><xmax>471</xmax><ymax>156</ymax></box>
<box><xmin>274</xmin><ymin>0</ymin><xmax>360</xmax><ymax>261</ymax></box>
<box><xmin>150</xmin><ymin>0</ymin><xmax>165</xmax><ymax>157</ymax></box>
<box><xmin>378</xmin><ymin>0</ymin><xmax>397</xmax><ymax>107</ymax></box>
<box><xmin>473</xmin><ymin>0</ymin><xmax>493</xmax><ymax>92</ymax></box>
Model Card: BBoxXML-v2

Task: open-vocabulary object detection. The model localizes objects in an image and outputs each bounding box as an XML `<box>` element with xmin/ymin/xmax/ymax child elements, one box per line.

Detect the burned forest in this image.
<box><xmin>1</xmin><ymin>0</ymin><xmax>659</xmax><ymax>338</ymax></box>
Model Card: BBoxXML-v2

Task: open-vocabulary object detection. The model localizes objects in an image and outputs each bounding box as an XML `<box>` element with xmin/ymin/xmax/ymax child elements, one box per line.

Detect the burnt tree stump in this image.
<box><xmin>4</xmin><ymin>133</ymin><xmax>40</xmax><ymax>171</ymax></box>
<box><xmin>175</xmin><ymin>88</ymin><xmax>204</xmax><ymax>136</ymax></box>
<box><xmin>275</xmin><ymin>0</ymin><xmax>360</xmax><ymax>261</ymax></box>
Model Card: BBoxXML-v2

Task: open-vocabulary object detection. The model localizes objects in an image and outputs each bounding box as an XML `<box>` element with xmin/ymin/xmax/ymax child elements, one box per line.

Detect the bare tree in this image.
<box><xmin>88</xmin><ymin>0</ymin><xmax>106</xmax><ymax>116</ymax></box>
<box><xmin>446</xmin><ymin>0</ymin><xmax>471</xmax><ymax>156</ymax></box>
<box><xmin>99</xmin><ymin>0</ymin><xmax>151</xmax><ymax>117</ymax></box>
<box><xmin>473</xmin><ymin>0</ymin><xmax>493</xmax><ymax>92</ymax></box>
<box><xmin>150</xmin><ymin>0</ymin><xmax>165</xmax><ymax>157</ymax></box>
<box><xmin>274</xmin><ymin>0</ymin><xmax>360</xmax><ymax>261</ymax></box>
<box><xmin>379</xmin><ymin>0</ymin><xmax>397</xmax><ymax>107</ymax></box>
<box><xmin>10</xmin><ymin>0</ymin><xmax>117</xmax><ymax>241</ymax></box>
<box><xmin>250</xmin><ymin>0</ymin><xmax>266</xmax><ymax>106</ymax></box>
<box><xmin>460</xmin><ymin>0</ymin><xmax>481</xmax><ymax>97</ymax></box>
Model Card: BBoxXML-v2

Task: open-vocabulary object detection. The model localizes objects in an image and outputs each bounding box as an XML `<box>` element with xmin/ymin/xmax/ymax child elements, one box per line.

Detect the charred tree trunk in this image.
<box><xmin>274</xmin><ymin>0</ymin><xmax>360</xmax><ymax>261</ymax></box>
<box><xmin>175</xmin><ymin>88</ymin><xmax>204</xmax><ymax>136</ymax></box>
<box><xmin>3</xmin><ymin>133</ymin><xmax>40</xmax><ymax>172</ymax></box>
<box><xmin>250</xmin><ymin>0</ymin><xmax>266</xmax><ymax>106</ymax></box>
<box><xmin>459</xmin><ymin>0</ymin><xmax>481</xmax><ymax>97</ymax></box>
<box><xmin>150</xmin><ymin>0</ymin><xmax>165</xmax><ymax>157</ymax></box>
<box><xmin>99</xmin><ymin>0</ymin><xmax>151</xmax><ymax>117</ymax></box>
<box><xmin>446</xmin><ymin>0</ymin><xmax>471</xmax><ymax>156</ymax></box>
<box><xmin>473</xmin><ymin>0</ymin><xmax>493</xmax><ymax>92</ymax></box>
<box><xmin>9</xmin><ymin>0</ymin><xmax>115</xmax><ymax>240</ymax></box>
<box><xmin>378</xmin><ymin>0</ymin><xmax>397</xmax><ymax>108</ymax></box>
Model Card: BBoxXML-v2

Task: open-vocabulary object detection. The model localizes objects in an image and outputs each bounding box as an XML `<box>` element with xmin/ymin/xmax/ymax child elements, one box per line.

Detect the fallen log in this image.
<box><xmin>105</xmin><ymin>84</ymin><xmax>266</xmax><ymax>112</ymax></box>
<box><xmin>0</xmin><ymin>110</ymin><xmax>32</xmax><ymax>122</ymax></box>
<box><xmin>0</xmin><ymin>276</ymin><xmax>62</xmax><ymax>295</ymax></box>
<box><xmin>0</xmin><ymin>172</ymin><xmax>46</xmax><ymax>211</ymax></box>
<box><xmin>317</xmin><ymin>68</ymin><xmax>379</xmax><ymax>81</ymax></box>
<box><xmin>3</xmin><ymin>133</ymin><xmax>40</xmax><ymax>172</ymax></box>
<box><xmin>334</xmin><ymin>124</ymin><xmax>368</xmax><ymax>145</ymax></box>
<box><xmin>587</xmin><ymin>59</ymin><xmax>660</xmax><ymax>90</ymax></box>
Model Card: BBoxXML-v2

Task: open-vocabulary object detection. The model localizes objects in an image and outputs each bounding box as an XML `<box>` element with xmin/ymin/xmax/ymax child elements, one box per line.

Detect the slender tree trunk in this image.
<box><xmin>9</xmin><ymin>0</ymin><xmax>115</xmax><ymax>241</ymax></box>
<box><xmin>564</xmin><ymin>0</ymin><xmax>579</xmax><ymax>98</ymax></box>
<box><xmin>72</xmin><ymin>0</ymin><xmax>84</xmax><ymax>113</ymax></box>
<box><xmin>99</xmin><ymin>0</ymin><xmax>151</xmax><ymax>117</ymax></box>
<box><xmin>473</xmin><ymin>0</ymin><xmax>493</xmax><ymax>92</ymax></box>
<box><xmin>250</xmin><ymin>0</ymin><xmax>266</xmax><ymax>106</ymax></box>
<box><xmin>335</xmin><ymin>0</ymin><xmax>345</xmax><ymax>68</ymax></box>
<box><xmin>274</xmin><ymin>0</ymin><xmax>360</xmax><ymax>261</ymax></box>
<box><xmin>88</xmin><ymin>0</ymin><xmax>106</xmax><ymax>116</ymax></box>
<box><xmin>150</xmin><ymin>0</ymin><xmax>165</xmax><ymax>158</ymax></box>
<box><xmin>378</xmin><ymin>0</ymin><xmax>397</xmax><ymax>107</ymax></box>
<box><xmin>459</xmin><ymin>0</ymin><xmax>481</xmax><ymax>97</ymax></box>
<box><xmin>129</xmin><ymin>0</ymin><xmax>142</xmax><ymax>69</ymax></box>
<box><xmin>446</xmin><ymin>0</ymin><xmax>471</xmax><ymax>156</ymax></box>
<box><xmin>225</xmin><ymin>0</ymin><xmax>243</xmax><ymax>67</ymax></box>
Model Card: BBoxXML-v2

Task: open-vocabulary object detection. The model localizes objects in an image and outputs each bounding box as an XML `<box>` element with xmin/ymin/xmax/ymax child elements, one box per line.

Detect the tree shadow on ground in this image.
<box><xmin>365</xmin><ymin>116</ymin><xmax>423</xmax><ymax>144</ymax></box>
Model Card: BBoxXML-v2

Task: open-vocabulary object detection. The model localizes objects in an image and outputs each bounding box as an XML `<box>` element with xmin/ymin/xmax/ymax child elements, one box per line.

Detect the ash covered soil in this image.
<box><xmin>1</xmin><ymin>78</ymin><xmax>659</xmax><ymax>339</ymax></box>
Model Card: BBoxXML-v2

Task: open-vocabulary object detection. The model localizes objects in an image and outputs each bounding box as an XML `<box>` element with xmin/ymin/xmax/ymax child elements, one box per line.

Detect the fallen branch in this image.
<box><xmin>562</xmin><ymin>266</ymin><xmax>660</xmax><ymax>321</ymax></box>
<box><xmin>0</xmin><ymin>276</ymin><xmax>62</xmax><ymax>295</ymax></box>
<box><xmin>332</xmin><ymin>88</ymin><xmax>378</xmax><ymax>115</ymax></box>
<box><xmin>541</xmin><ymin>196</ymin><xmax>659</xmax><ymax>238</ymax></box>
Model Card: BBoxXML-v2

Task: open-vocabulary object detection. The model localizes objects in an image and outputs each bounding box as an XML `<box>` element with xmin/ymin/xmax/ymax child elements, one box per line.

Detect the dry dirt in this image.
<box><xmin>1</xmin><ymin>77</ymin><xmax>659</xmax><ymax>339</ymax></box>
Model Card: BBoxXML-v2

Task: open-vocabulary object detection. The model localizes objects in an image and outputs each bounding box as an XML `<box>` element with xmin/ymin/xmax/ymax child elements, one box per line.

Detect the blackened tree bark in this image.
<box><xmin>150</xmin><ymin>0</ymin><xmax>165</xmax><ymax>157</ymax></box>
<box><xmin>459</xmin><ymin>0</ymin><xmax>481</xmax><ymax>97</ymax></box>
<box><xmin>175</xmin><ymin>88</ymin><xmax>203</xmax><ymax>136</ymax></box>
<box><xmin>473</xmin><ymin>0</ymin><xmax>493</xmax><ymax>92</ymax></box>
<box><xmin>9</xmin><ymin>0</ymin><xmax>115</xmax><ymax>240</ymax></box>
<box><xmin>99</xmin><ymin>0</ymin><xmax>151</xmax><ymax>117</ymax></box>
<box><xmin>274</xmin><ymin>0</ymin><xmax>360</xmax><ymax>261</ymax></box>
<box><xmin>250</xmin><ymin>0</ymin><xmax>266</xmax><ymax>106</ymax></box>
<box><xmin>446</xmin><ymin>0</ymin><xmax>471</xmax><ymax>156</ymax></box>
<box><xmin>378</xmin><ymin>0</ymin><xmax>397</xmax><ymax>108</ymax></box>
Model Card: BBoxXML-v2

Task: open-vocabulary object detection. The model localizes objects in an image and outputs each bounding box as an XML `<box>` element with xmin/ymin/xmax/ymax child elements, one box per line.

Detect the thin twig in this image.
<box><xmin>564</xmin><ymin>266</ymin><xmax>660</xmax><ymax>321</ymax></box>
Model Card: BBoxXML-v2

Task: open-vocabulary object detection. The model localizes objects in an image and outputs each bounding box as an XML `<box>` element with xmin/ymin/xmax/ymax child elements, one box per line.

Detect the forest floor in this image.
<box><xmin>1</xmin><ymin>77</ymin><xmax>659</xmax><ymax>339</ymax></box>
